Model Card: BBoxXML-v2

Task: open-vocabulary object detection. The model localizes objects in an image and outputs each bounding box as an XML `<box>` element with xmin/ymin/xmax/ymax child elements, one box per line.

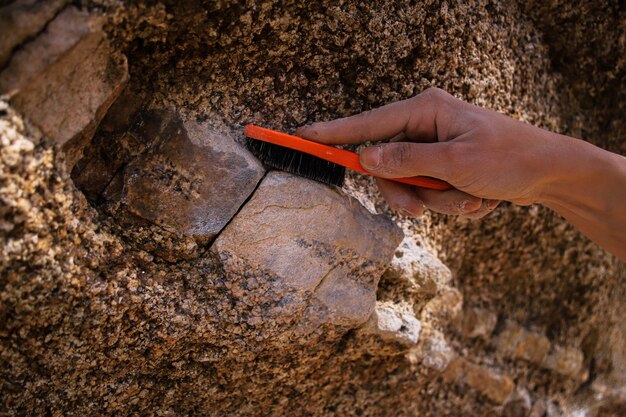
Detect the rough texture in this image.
<box><xmin>8</xmin><ymin>6</ymin><xmax>128</xmax><ymax>167</ymax></box>
<box><xmin>1</xmin><ymin>0</ymin><xmax>625</xmax><ymax>416</ymax></box>
<box><xmin>213</xmin><ymin>171</ymin><xmax>403</xmax><ymax>331</ymax></box>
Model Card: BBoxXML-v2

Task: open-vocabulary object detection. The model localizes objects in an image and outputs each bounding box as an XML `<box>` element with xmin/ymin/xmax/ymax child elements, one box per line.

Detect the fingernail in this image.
<box><xmin>487</xmin><ymin>200</ymin><xmax>499</xmax><ymax>209</ymax></box>
<box><xmin>361</xmin><ymin>146</ymin><xmax>383</xmax><ymax>170</ymax></box>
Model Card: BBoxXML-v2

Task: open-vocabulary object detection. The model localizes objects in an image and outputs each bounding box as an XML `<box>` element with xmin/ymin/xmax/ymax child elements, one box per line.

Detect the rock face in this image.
<box><xmin>4</xmin><ymin>5</ymin><xmax>128</xmax><ymax>167</ymax></box>
<box><xmin>213</xmin><ymin>171</ymin><xmax>403</xmax><ymax>332</ymax></box>
<box><xmin>104</xmin><ymin>110</ymin><xmax>265</xmax><ymax>254</ymax></box>
<box><xmin>1</xmin><ymin>1</ymin><xmax>625</xmax><ymax>416</ymax></box>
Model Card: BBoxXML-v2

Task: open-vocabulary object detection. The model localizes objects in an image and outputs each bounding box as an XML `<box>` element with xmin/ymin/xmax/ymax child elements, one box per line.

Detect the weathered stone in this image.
<box><xmin>104</xmin><ymin>110</ymin><xmax>264</xmax><ymax>247</ymax></box>
<box><xmin>0</xmin><ymin>7</ymin><xmax>96</xmax><ymax>95</ymax></box>
<box><xmin>383</xmin><ymin>236</ymin><xmax>452</xmax><ymax>301</ymax></box>
<box><xmin>443</xmin><ymin>358</ymin><xmax>515</xmax><ymax>405</ymax></box>
<box><xmin>410</xmin><ymin>329</ymin><xmax>456</xmax><ymax>372</ymax></box>
<box><xmin>496</xmin><ymin>320</ymin><xmax>551</xmax><ymax>365</ymax></box>
<box><xmin>542</xmin><ymin>346</ymin><xmax>585</xmax><ymax>379</ymax></box>
<box><xmin>212</xmin><ymin>171</ymin><xmax>403</xmax><ymax>330</ymax></box>
<box><xmin>9</xmin><ymin>13</ymin><xmax>128</xmax><ymax>167</ymax></box>
<box><xmin>503</xmin><ymin>388</ymin><xmax>532</xmax><ymax>417</ymax></box>
<box><xmin>361</xmin><ymin>301</ymin><xmax>421</xmax><ymax>346</ymax></box>
<box><xmin>455</xmin><ymin>306</ymin><xmax>498</xmax><ymax>340</ymax></box>
<box><xmin>0</xmin><ymin>0</ymin><xmax>68</xmax><ymax>66</ymax></box>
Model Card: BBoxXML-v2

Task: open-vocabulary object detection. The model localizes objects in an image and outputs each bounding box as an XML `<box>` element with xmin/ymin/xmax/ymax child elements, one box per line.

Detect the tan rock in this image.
<box><xmin>443</xmin><ymin>357</ymin><xmax>515</xmax><ymax>404</ymax></box>
<box><xmin>496</xmin><ymin>320</ymin><xmax>550</xmax><ymax>365</ymax></box>
<box><xmin>383</xmin><ymin>236</ymin><xmax>452</xmax><ymax>301</ymax></box>
<box><xmin>9</xmin><ymin>12</ymin><xmax>128</xmax><ymax>167</ymax></box>
<box><xmin>0</xmin><ymin>7</ymin><xmax>96</xmax><ymax>95</ymax></box>
<box><xmin>410</xmin><ymin>329</ymin><xmax>456</xmax><ymax>371</ymax></box>
<box><xmin>361</xmin><ymin>301</ymin><xmax>421</xmax><ymax>346</ymax></box>
<box><xmin>456</xmin><ymin>306</ymin><xmax>497</xmax><ymax>340</ymax></box>
<box><xmin>542</xmin><ymin>346</ymin><xmax>585</xmax><ymax>378</ymax></box>
<box><xmin>0</xmin><ymin>0</ymin><xmax>68</xmax><ymax>66</ymax></box>
<box><xmin>103</xmin><ymin>110</ymin><xmax>264</xmax><ymax>247</ymax></box>
<box><xmin>212</xmin><ymin>171</ymin><xmax>403</xmax><ymax>330</ymax></box>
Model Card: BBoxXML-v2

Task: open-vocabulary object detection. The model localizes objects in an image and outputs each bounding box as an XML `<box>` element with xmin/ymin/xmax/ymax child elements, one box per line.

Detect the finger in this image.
<box><xmin>413</xmin><ymin>188</ymin><xmax>482</xmax><ymax>215</ymax></box>
<box><xmin>460</xmin><ymin>199</ymin><xmax>501</xmax><ymax>219</ymax></box>
<box><xmin>376</xmin><ymin>178</ymin><xmax>426</xmax><ymax>217</ymax></box>
<box><xmin>359</xmin><ymin>141</ymin><xmax>461</xmax><ymax>181</ymax></box>
<box><xmin>295</xmin><ymin>88</ymin><xmax>452</xmax><ymax>145</ymax></box>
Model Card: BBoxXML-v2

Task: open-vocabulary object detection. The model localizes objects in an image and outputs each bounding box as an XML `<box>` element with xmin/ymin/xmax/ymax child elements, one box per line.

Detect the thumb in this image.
<box><xmin>360</xmin><ymin>142</ymin><xmax>457</xmax><ymax>181</ymax></box>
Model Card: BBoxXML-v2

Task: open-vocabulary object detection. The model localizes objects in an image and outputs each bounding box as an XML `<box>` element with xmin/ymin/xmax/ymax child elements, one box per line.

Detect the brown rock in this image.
<box><xmin>443</xmin><ymin>358</ymin><xmax>515</xmax><ymax>404</ymax></box>
<box><xmin>0</xmin><ymin>6</ymin><xmax>96</xmax><ymax>95</ymax></box>
<box><xmin>456</xmin><ymin>307</ymin><xmax>498</xmax><ymax>340</ymax></box>
<box><xmin>0</xmin><ymin>0</ymin><xmax>68</xmax><ymax>66</ymax></box>
<box><xmin>496</xmin><ymin>320</ymin><xmax>551</xmax><ymax>365</ymax></box>
<box><xmin>9</xmin><ymin>13</ymin><xmax>128</xmax><ymax>167</ymax></box>
<box><xmin>542</xmin><ymin>346</ymin><xmax>585</xmax><ymax>379</ymax></box>
<box><xmin>104</xmin><ymin>110</ymin><xmax>264</xmax><ymax>247</ymax></box>
<box><xmin>212</xmin><ymin>171</ymin><xmax>403</xmax><ymax>330</ymax></box>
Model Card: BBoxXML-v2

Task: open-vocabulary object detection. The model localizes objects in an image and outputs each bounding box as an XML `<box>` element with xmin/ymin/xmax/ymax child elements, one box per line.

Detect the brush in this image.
<box><xmin>244</xmin><ymin>124</ymin><xmax>452</xmax><ymax>190</ymax></box>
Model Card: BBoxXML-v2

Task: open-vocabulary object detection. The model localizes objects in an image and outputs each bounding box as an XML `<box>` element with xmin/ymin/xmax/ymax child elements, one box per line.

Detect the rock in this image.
<box><xmin>212</xmin><ymin>171</ymin><xmax>403</xmax><ymax>331</ymax></box>
<box><xmin>103</xmin><ymin>110</ymin><xmax>264</xmax><ymax>248</ymax></box>
<box><xmin>8</xmin><ymin>10</ymin><xmax>128</xmax><ymax>167</ymax></box>
<box><xmin>411</xmin><ymin>329</ymin><xmax>456</xmax><ymax>371</ymax></box>
<box><xmin>542</xmin><ymin>346</ymin><xmax>585</xmax><ymax>379</ymax></box>
<box><xmin>0</xmin><ymin>7</ymin><xmax>96</xmax><ymax>95</ymax></box>
<box><xmin>495</xmin><ymin>320</ymin><xmax>551</xmax><ymax>365</ymax></box>
<box><xmin>455</xmin><ymin>306</ymin><xmax>498</xmax><ymax>340</ymax></box>
<box><xmin>361</xmin><ymin>301</ymin><xmax>421</xmax><ymax>346</ymax></box>
<box><xmin>502</xmin><ymin>388</ymin><xmax>532</xmax><ymax>417</ymax></box>
<box><xmin>0</xmin><ymin>0</ymin><xmax>68</xmax><ymax>66</ymax></box>
<box><xmin>443</xmin><ymin>358</ymin><xmax>515</xmax><ymax>405</ymax></box>
<box><xmin>383</xmin><ymin>236</ymin><xmax>452</xmax><ymax>301</ymax></box>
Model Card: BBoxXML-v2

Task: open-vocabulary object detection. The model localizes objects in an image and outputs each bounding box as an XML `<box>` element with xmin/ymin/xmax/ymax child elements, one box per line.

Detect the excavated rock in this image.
<box><xmin>213</xmin><ymin>171</ymin><xmax>403</xmax><ymax>332</ymax></box>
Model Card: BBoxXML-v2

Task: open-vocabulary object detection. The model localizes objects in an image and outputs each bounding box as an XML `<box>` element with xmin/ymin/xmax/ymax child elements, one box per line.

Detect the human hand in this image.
<box><xmin>295</xmin><ymin>88</ymin><xmax>564</xmax><ymax>219</ymax></box>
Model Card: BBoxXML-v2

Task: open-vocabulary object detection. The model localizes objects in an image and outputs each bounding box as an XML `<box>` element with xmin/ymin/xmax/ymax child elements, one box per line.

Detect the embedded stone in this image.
<box><xmin>103</xmin><ymin>111</ymin><xmax>265</xmax><ymax>247</ymax></box>
<box><xmin>496</xmin><ymin>321</ymin><xmax>551</xmax><ymax>365</ymax></box>
<box><xmin>383</xmin><ymin>236</ymin><xmax>452</xmax><ymax>300</ymax></box>
<box><xmin>9</xmin><ymin>13</ymin><xmax>128</xmax><ymax>167</ymax></box>
<box><xmin>361</xmin><ymin>301</ymin><xmax>421</xmax><ymax>346</ymax></box>
<box><xmin>443</xmin><ymin>358</ymin><xmax>515</xmax><ymax>404</ymax></box>
<box><xmin>0</xmin><ymin>7</ymin><xmax>96</xmax><ymax>95</ymax></box>
<box><xmin>0</xmin><ymin>0</ymin><xmax>68</xmax><ymax>66</ymax></box>
<box><xmin>542</xmin><ymin>346</ymin><xmax>585</xmax><ymax>378</ymax></box>
<box><xmin>456</xmin><ymin>306</ymin><xmax>498</xmax><ymax>340</ymax></box>
<box><xmin>212</xmin><ymin>171</ymin><xmax>403</xmax><ymax>330</ymax></box>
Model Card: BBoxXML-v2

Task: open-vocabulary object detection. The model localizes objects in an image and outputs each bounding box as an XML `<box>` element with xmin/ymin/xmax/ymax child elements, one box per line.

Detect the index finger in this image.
<box><xmin>294</xmin><ymin>89</ymin><xmax>442</xmax><ymax>145</ymax></box>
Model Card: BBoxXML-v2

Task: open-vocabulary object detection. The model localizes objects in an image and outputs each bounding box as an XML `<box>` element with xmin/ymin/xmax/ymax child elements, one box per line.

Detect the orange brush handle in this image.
<box><xmin>244</xmin><ymin>124</ymin><xmax>452</xmax><ymax>191</ymax></box>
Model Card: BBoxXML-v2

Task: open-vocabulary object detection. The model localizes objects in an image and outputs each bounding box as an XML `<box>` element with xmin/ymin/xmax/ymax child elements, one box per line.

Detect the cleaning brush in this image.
<box><xmin>244</xmin><ymin>124</ymin><xmax>452</xmax><ymax>191</ymax></box>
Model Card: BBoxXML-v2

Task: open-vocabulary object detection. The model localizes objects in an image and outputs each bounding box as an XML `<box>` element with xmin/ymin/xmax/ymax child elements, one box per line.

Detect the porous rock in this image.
<box><xmin>443</xmin><ymin>357</ymin><xmax>516</xmax><ymax>405</ymax></box>
<box><xmin>361</xmin><ymin>301</ymin><xmax>421</xmax><ymax>347</ymax></box>
<box><xmin>9</xmin><ymin>8</ymin><xmax>128</xmax><ymax>167</ymax></box>
<box><xmin>213</xmin><ymin>171</ymin><xmax>403</xmax><ymax>331</ymax></box>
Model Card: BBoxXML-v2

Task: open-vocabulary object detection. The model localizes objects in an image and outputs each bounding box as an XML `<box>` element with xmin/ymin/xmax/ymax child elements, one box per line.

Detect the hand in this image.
<box><xmin>295</xmin><ymin>88</ymin><xmax>563</xmax><ymax>219</ymax></box>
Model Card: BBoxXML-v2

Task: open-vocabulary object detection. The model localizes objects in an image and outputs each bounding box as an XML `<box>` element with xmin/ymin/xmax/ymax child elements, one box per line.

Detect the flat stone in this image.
<box><xmin>361</xmin><ymin>301</ymin><xmax>421</xmax><ymax>346</ymax></box>
<box><xmin>443</xmin><ymin>358</ymin><xmax>515</xmax><ymax>404</ymax></box>
<box><xmin>103</xmin><ymin>110</ymin><xmax>265</xmax><ymax>247</ymax></box>
<box><xmin>0</xmin><ymin>6</ymin><xmax>95</xmax><ymax>95</ymax></box>
<box><xmin>212</xmin><ymin>171</ymin><xmax>403</xmax><ymax>330</ymax></box>
<box><xmin>0</xmin><ymin>0</ymin><xmax>68</xmax><ymax>66</ymax></box>
<box><xmin>9</xmin><ymin>12</ymin><xmax>128</xmax><ymax>167</ymax></box>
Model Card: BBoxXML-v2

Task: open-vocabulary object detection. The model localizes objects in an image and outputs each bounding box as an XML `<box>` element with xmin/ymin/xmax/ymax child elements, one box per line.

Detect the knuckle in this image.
<box><xmin>385</xmin><ymin>143</ymin><xmax>412</xmax><ymax>169</ymax></box>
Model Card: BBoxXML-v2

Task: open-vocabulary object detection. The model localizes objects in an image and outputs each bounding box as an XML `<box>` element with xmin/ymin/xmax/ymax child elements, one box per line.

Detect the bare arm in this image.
<box><xmin>295</xmin><ymin>88</ymin><xmax>626</xmax><ymax>261</ymax></box>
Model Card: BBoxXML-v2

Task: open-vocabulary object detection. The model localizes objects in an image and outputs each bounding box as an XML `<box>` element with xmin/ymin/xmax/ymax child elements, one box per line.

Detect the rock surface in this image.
<box><xmin>1</xmin><ymin>1</ymin><xmax>625</xmax><ymax>416</ymax></box>
<box><xmin>213</xmin><ymin>171</ymin><xmax>403</xmax><ymax>332</ymax></box>
<box><xmin>8</xmin><ymin>6</ymin><xmax>127</xmax><ymax>167</ymax></box>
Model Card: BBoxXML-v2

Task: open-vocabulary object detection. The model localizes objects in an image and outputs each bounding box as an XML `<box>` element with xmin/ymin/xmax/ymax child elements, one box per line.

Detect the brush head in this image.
<box><xmin>245</xmin><ymin>137</ymin><xmax>346</xmax><ymax>187</ymax></box>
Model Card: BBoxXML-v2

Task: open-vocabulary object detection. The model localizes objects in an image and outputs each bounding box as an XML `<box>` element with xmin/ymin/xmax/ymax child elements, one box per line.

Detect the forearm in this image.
<box><xmin>538</xmin><ymin>134</ymin><xmax>626</xmax><ymax>261</ymax></box>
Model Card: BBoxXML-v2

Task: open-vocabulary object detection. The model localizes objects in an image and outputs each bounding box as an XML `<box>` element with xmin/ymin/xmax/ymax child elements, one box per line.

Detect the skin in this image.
<box><xmin>295</xmin><ymin>88</ymin><xmax>626</xmax><ymax>261</ymax></box>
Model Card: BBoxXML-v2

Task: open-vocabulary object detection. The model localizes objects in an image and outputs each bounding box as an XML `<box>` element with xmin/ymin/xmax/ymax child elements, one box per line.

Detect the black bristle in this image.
<box><xmin>245</xmin><ymin>137</ymin><xmax>346</xmax><ymax>187</ymax></box>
